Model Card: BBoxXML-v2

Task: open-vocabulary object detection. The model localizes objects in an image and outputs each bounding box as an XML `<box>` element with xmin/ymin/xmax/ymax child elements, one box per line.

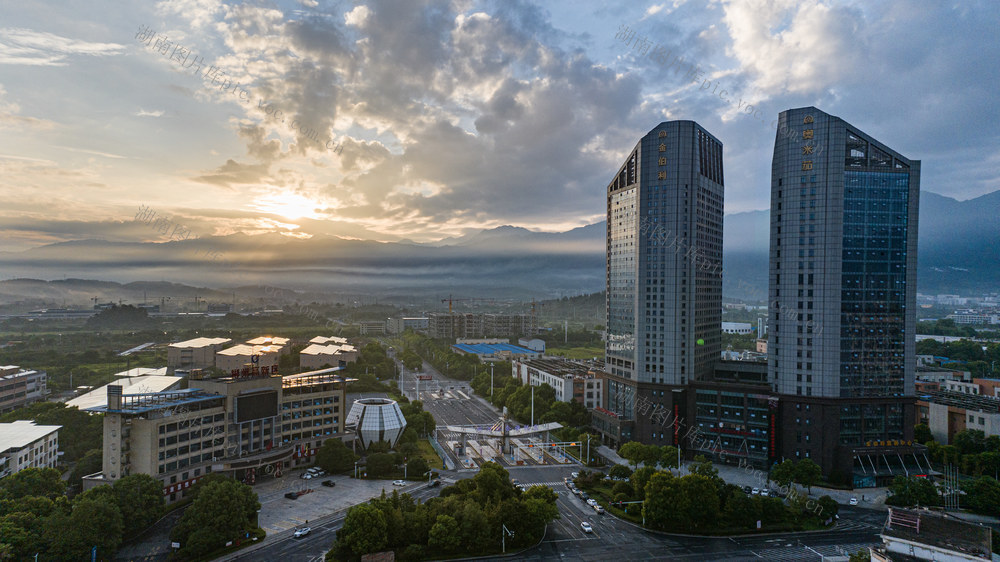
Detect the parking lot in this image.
<box><xmin>254</xmin><ymin>466</ymin><xmax>426</xmax><ymax>535</ymax></box>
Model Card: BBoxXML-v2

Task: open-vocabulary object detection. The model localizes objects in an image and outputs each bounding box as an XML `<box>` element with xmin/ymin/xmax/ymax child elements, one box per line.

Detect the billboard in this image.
<box><xmin>236</xmin><ymin>390</ymin><xmax>278</xmax><ymax>422</ymax></box>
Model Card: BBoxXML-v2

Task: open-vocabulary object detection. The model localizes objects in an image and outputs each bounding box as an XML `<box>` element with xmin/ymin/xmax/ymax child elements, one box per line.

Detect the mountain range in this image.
<box><xmin>0</xmin><ymin>190</ymin><xmax>996</xmax><ymax>309</ymax></box>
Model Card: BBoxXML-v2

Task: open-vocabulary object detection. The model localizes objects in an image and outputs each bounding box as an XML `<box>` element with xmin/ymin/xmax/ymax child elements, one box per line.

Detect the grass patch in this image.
<box><xmin>418</xmin><ymin>439</ymin><xmax>445</xmax><ymax>470</ymax></box>
<box><xmin>547</xmin><ymin>346</ymin><xmax>604</xmax><ymax>360</ymax></box>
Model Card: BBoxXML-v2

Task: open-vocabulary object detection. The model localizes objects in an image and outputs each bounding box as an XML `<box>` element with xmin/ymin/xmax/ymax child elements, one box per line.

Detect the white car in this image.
<box><xmin>587</xmin><ymin>499</ymin><xmax>598</xmax><ymax>507</ymax></box>
<box><xmin>293</xmin><ymin>527</ymin><xmax>311</xmax><ymax>538</ymax></box>
<box><xmin>593</xmin><ymin>505</ymin><xmax>605</xmax><ymax>514</ymax></box>
<box><xmin>571</xmin><ymin>472</ymin><xmax>580</xmax><ymax>478</ymax></box>
<box><xmin>580</xmin><ymin>522</ymin><xmax>593</xmax><ymax>533</ymax></box>
<box><xmin>751</xmin><ymin>487</ymin><xmax>760</xmax><ymax>495</ymax></box>
<box><xmin>301</xmin><ymin>473</ymin><xmax>312</xmax><ymax>480</ymax></box>
<box><xmin>849</xmin><ymin>497</ymin><xmax>859</xmax><ymax>506</ymax></box>
<box><xmin>392</xmin><ymin>480</ymin><xmax>407</xmax><ymax>486</ymax></box>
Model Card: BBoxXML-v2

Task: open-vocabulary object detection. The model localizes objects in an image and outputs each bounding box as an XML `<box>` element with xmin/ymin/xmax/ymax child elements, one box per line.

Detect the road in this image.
<box><xmin>223</xmin><ymin>481</ymin><xmax>444</xmax><ymax>561</ymax></box>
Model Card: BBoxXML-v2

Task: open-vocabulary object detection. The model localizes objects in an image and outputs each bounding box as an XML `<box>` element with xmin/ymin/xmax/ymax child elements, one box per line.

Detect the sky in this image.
<box><xmin>1</xmin><ymin>0</ymin><xmax>998</xmax><ymax>253</ymax></box>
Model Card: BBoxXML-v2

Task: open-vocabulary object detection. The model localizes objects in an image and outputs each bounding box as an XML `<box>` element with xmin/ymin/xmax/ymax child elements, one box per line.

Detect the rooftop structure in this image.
<box><xmin>167</xmin><ymin>337</ymin><xmax>231</xmax><ymax>370</ymax></box>
<box><xmin>512</xmin><ymin>358</ymin><xmax>603</xmax><ymax>409</ymax></box>
<box><xmin>67</xmin><ymin>374</ymin><xmax>183</xmax><ymax>411</ymax></box>
<box><xmin>873</xmin><ymin>507</ymin><xmax>994</xmax><ymax>561</ymax></box>
<box><xmin>246</xmin><ymin>336</ymin><xmax>290</xmax><ymax>347</ymax></box>
<box><xmin>309</xmin><ymin>335</ymin><xmax>349</xmax><ymax>345</ymax></box>
<box><xmin>452</xmin><ymin>342</ymin><xmax>541</xmax><ymax>361</ymax></box>
<box><xmin>300</xmin><ymin>343</ymin><xmax>359</xmax><ymax>370</ymax></box>
<box><xmin>0</xmin><ymin>420</ymin><xmax>61</xmax><ymax>477</ymax></box>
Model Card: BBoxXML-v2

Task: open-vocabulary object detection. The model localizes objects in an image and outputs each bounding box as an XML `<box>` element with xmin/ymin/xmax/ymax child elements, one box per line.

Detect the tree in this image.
<box><xmin>619</xmin><ymin>441</ymin><xmax>648</xmax><ymax>468</ymax></box>
<box><xmin>886</xmin><ymin>476</ymin><xmax>939</xmax><ymax>507</ymax></box>
<box><xmin>522</xmin><ymin>485</ymin><xmax>560</xmax><ymax>522</ymax></box>
<box><xmin>770</xmin><ymin>459</ymin><xmax>797</xmax><ymax>488</ymax></box>
<box><xmin>67</xmin><ymin>448</ymin><xmax>104</xmax><ymax>489</ymax></box>
<box><xmin>794</xmin><ymin>458</ymin><xmax>822</xmax><ymax>494</ymax></box>
<box><xmin>0</xmin><ymin>467</ymin><xmax>64</xmax><ymax>501</ymax></box>
<box><xmin>317</xmin><ymin>437</ymin><xmax>357</xmax><ymax>473</ymax></box>
<box><xmin>365</xmin><ymin>452</ymin><xmax>395</xmax><ymax>478</ymax></box>
<box><xmin>170</xmin><ymin>479</ymin><xmax>260</xmax><ymax>559</ymax></box>
<box><xmin>689</xmin><ymin>455</ymin><xmax>720</xmax><ymax>482</ymax></box>
<box><xmin>335</xmin><ymin>503</ymin><xmax>388</xmax><ymax>557</ymax></box>
<box><xmin>954</xmin><ymin>429</ymin><xmax>988</xmax><ymax>455</ymax></box>
<box><xmin>849</xmin><ymin>549</ymin><xmax>871</xmax><ymax>562</ymax></box>
<box><xmin>45</xmin><ymin>495</ymin><xmax>123</xmax><ymax>561</ymax></box>
<box><xmin>659</xmin><ymin>445</ymin><xmax>679</xmax><ymax>470</ymax></box>
<box><xmin>722</xmin><ymin>492</ymin><xmax>760</xmax><ymax>528</ymax></box>
<box><xmin>407</xmin><ymin>457</ymin><xmax>429</xmax><ymax>478</ymax></box>
<box><xmin>913</xmin><ymin>423</ymin><xmax>933</xmax><ymax>444</ymax></box>
<box><xmin>817</xmin><ymin>495</ymin><xmax>839</xmax><ymax>520</ymax></box>
<box><xmin>112</xmin><ymin>474</ymin><xmax>165</xmax><ymax>538</ymax></box>
<box><xmin>678</xmin><ymin>474</ymin><xmax>721</xmax><ymax>530</ymax></box>
<box><xmin>428</xmin><ymin>514</ymin><xmax>461</xmax><ymax>553</ymax></box>
<box><xmin>630</xmin><ymin>466</ymin><xmax>657</xmax><ymax>500</ymax></box>
<box><xmin>609</xmin><ymin>464</ymin><xmax>633</xmax><ymax>480</ymax></box>
<box><xmin>964</xmin><ymin>476</ymin><xmax>1000</xmax><ymax>515</ymax></box>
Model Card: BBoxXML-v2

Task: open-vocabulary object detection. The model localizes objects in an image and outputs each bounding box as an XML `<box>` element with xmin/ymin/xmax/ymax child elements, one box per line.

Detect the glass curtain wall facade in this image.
<box><xmin>768</xmin><ymin>107</ymin><xmax>919</xmax><ymax>470</ymax></box>
<box><xmin>604</xmin><ymin>121</ymin><xmax>723</xmax><ymax>442</ymax></box>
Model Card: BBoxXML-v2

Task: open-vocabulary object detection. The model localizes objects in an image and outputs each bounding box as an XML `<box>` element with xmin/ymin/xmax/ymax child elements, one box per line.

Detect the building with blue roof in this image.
<box><xmin>452</xmin><ymin>342</ymin><xmax>541</xmax><ymax>362</ymax></box>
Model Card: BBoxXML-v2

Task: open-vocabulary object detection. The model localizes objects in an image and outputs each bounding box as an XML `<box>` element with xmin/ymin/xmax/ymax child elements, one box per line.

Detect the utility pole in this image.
<box><xmin>490</xmin><ymin>363</ymin><xmax>494</xmax><ymax>399</ymax></box>
<box><xmin>501</xmin><ymin>524</ymin><xmax>514</xmax><ymax>553</ymax></box>
<box><xmin>531</xmin><ymin>386</ymin><xmax>534</xmax><ymax>426</ymax></box>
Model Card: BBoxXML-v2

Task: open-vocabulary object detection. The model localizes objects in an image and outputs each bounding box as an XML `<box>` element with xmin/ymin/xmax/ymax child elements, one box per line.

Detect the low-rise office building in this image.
<box><xmin>167</xmin><ymin>337</ymin><xmax>231</xmax><ymax>370</ymax></box>
<box><xmin>300</xmin><ymin>343</ymin><xmax>358</xmax><ymax>370</ymax></box>
<box><xmin>0</xmin><ymin>420</ymin><xmax>61</xmax><ymax>478</ymax></box>
<box><xmin>917</xmin><ymin>389</ymin><xmax>1000</xmax><ymax>444</ymax></box>
<box><xmin>387</xmin><ymin>317</ymin><xmax>429</xmax><ymax>334</ymax></box>
<box><xmin>215</xmin><ymin>344</ymin><xmax>282</xmax><ymax>374</ymax></box>
<box><xmin>359</xmin><ymin>320</ymin><xmax>386</xmax><ymax>335</ymax></box>
<box><xmin>84</xmin><ymin>367</ymin><xmax>353</xmax><ymax>502</ymax></box>
<box><xmin>512</xmin><ymin>358</ymin><xmax>603</xmax><ymax>409</ymax></box>
<box><xmin>0</xmin><ymin>366</ymin><xmax>47</xmax><ymax>414</ymax></box>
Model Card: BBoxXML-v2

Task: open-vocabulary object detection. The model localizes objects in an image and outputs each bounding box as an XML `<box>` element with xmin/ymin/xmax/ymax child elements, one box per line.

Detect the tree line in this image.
<box><xmin>329</xmin><ymin>462</ymin><xmax>559</xmax><ymax>560</ymax></box>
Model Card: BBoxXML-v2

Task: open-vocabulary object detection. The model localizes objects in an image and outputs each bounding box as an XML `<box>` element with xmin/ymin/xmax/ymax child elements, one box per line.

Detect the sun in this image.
<box><xmin>254</xmin><ymin>192</ymin><xmax>321</xmax><ymax>220</ymax></box>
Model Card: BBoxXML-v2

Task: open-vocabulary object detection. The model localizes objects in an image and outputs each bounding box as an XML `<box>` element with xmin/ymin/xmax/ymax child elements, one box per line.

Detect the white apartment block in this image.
<box><xmin>0</xmin><ymin>421</ymin><xmax>61</xmax><ymax>478</ymax></box>
<box><xmin>512</xmin><ymin>358</ymin><xmax>603</xmax><ymax>409</ymax></box>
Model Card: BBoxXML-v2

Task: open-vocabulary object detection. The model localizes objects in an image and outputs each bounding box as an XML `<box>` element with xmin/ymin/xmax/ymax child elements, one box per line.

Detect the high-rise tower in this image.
<box><xmin>768</xmin><ymin>107</ymin><xmax>919</xmax><ymax>480</ymax></box>
<box><xmin>603</xmin><ymin>120</ymin><xmax>723</xmax><ymax>445</ymax></box>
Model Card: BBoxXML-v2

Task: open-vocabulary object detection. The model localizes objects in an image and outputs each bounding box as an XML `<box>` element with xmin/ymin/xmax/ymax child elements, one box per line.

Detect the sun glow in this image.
<box><xmin>253</xmin><ymin>192</ymin><xmax>322</xmax><ymax>220</ymax></box>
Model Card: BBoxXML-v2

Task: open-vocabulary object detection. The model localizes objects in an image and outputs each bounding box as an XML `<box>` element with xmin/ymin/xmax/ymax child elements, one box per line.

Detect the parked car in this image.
<box><xmin>573</xmin><ymin>488</ymin><xmax>583</xmax><ymax>497</ymax></box>
<box><xmin>587</xmin><ymin>499</ymin><xmax>598</xmax><ymax>507</ymax></box>
<box><xmin>301</xmin><ymin>473</ymin><xmax>313</xmax><ymax>480</ymax></box>
<box><xmin>293</xmin><ymin>527</ymin><xmax>311</xmax><ymax>538</ymax></box>
<box><xmin>751</xmin><ymin>487</ymin><xmax>760</xmax><ymax>495</ymax></box>
<box><xmin>593</xmin><ymin>505</ymin><xmax>605</xmax><ymax>514</ymax></box>
<box><xmin>849</xmin><ymin>497</ymin><xmax>858</xmax><ymax>506</ymax></box>
<box><xmin>284</xmin><ymin>492</ymin><xmax>298</xmax><ymax>500</ymax></box>
<box><xmin>571</xmin><ymin>472</ymin><xmax>580</xmax><ymax>478</ymax></box>
<box><xmin>321</xmin><ymin>480</ymin><xmax>336</xmax><ymax>487</ymax></box>
<box><xmin>392</xmin><ymin>480</ymin><xmax>407</xmax><ymax>486</ymax></box>
<box><xmin>759</xmin><ymin>489</ymin><xmax>770</xmax><ymax>497</ymax></box>
<box><xmin>314</xmin><ymin>470</ymin><xmax>327</xmax><ymax>477</ymax></box>
<box><xmin>580</xmin><ymin>522</ymin><xmax>593</xmax><ymax>533</ymax></box>
<box><xmin>743</xmin><ymin>486</ymin><xmax>753</xmax><ymax>494</ymax></box>
<box><xmin>580</xmin><ymin>492</ymin><xmax>590</xmax><ymax>501</ymax></box>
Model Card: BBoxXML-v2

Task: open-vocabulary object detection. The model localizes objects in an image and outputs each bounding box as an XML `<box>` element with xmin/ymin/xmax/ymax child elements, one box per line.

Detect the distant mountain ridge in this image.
<box><xmin>0</xmin><ymin>190</ymin><xmax>996</xmax><ymax>304</ymax></box>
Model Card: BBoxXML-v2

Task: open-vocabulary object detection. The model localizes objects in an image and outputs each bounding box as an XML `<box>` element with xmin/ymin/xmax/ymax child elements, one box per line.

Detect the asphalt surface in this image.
<box><xmin>213</xmin><ymin>352</ymin><xmax>889</xmax><ymax>561</ymax></box>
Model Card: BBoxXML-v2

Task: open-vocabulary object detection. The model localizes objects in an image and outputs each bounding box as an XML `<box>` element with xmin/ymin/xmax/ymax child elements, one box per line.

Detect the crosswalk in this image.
<box><xmin>750</xmin><ymin>542</ymin><xmax>876</xmax><ymax>561</ymax></box>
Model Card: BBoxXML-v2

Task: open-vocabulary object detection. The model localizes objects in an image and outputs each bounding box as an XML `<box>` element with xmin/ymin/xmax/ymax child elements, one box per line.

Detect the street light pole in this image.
<box><xmin>490</xmin><ymin>363</ymin><xmax>494</xmax><ymax>399</ymax></box>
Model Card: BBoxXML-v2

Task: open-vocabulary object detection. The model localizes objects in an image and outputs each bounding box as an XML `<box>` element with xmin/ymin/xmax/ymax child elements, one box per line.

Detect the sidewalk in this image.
<box><xmin>596</xmin><ymin>444</ymin><xmax>889</xmax><ymax>508</ymax></box>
